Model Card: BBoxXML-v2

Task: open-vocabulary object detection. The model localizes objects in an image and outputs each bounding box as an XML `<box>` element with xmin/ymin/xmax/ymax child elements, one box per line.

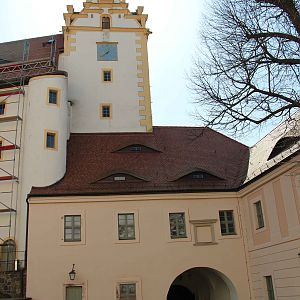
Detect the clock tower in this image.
<box><xmin>59</xmin><ymin>0</ymin><xmax>153</xmax><ymax>133</ymax></box>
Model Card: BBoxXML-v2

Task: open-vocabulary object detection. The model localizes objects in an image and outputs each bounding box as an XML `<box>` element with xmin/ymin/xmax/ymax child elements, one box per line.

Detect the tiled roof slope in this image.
<box><xmin>0</xmin><ymin>34</ymin><xmax>64</xmax><ymax>88</ymax></box>
<box><xmin>31</xmin><ymin>127</ymin><xmax>250</xmax><ymax>196</ymax></box>
<box><xmin>0</xmin><ymin>34</ymin><xmax>64</xmax><ymax>64</ymax></box>
<box><xmin>245</xmin><ymin>114</ymin><xmax>300</xmax><ymax>182</ymax></box>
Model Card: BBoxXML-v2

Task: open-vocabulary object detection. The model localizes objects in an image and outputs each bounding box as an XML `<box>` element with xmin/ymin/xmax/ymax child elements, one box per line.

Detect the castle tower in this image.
<box><xmin>60</xmin><ymin>0</ymin><xmax>153</xmax><ymax>133</ymax></box>
<box><xmin>0</xmin><ymin>1</ymin><xmax>153</xmax><ymax>279</ymax></box>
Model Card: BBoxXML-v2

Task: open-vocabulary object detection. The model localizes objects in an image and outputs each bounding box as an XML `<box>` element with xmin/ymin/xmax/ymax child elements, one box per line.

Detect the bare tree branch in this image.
<box><xmin>190</xmin><ymin>0</ymin><xmax>300</xmax><ymax>135</ymax></box>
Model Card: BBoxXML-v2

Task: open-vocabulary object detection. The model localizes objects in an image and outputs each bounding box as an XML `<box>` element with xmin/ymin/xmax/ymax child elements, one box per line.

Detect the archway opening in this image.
<box><xmin>167</xmin><ymin>267</ymin><xmax>238</xmax><ymax>300</ymax></box>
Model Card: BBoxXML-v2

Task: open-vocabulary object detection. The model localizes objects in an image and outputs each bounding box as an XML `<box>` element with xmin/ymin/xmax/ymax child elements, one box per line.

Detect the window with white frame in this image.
<box><xmin>219</xmin><ymin>210</ymin><xmax>236</xmax><ymax>235</ymax></box>
<box><xmin>64</xmin><ymin>215</ymin><xmax>81</xmax><ymax>242</ymax></box>
<box><xmin>169</xmin><ymin>212</ymin><xmax>187</xmax><ymax>239</ymax></box>
<box><xmin>254</xmin><ymin>201</ymin><xmax>265</xmax><ymax>229</ymax></box>
<box><xmin>118</xmin><ymin>213</ymin><xmax>135</xmax><ymax>240</ymax></box>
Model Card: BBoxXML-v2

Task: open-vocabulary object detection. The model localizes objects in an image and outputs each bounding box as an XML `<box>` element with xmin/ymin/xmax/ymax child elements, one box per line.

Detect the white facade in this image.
<box><xmin>0</xmin><ymin>0</ymin><xmax>153</xmax><ymax>264</ymax></box>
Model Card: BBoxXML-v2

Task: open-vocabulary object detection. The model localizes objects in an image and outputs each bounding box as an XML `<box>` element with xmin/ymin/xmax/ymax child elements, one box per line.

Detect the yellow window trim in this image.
<box><xmin>102</xmin><ymin>69</ymin><xmax>113</xmax><ymax>83</ymax></box>
<box><xmin>99</xmin><ymin>103</ymin><xmax>112</xmax><ymax>119</ymax></box>
<box><xmin>44</xmin><ymin>129</ymin><xmax>58</xmax><ymax>151</ymax></box>
<box><xmin>47</xmin><ymin>87</ymin><xmax>61</xmax><ymax>107</ymax></box>
<box><xmin>96</xmin><ymin>41</ymin><xmax>118</xmax><ymax>45</ymax></box>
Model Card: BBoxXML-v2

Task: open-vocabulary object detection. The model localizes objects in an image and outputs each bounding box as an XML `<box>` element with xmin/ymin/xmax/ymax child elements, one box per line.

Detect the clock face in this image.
<box><xmin>97</xmin><ymin>43</ymin><xmax>118</xmax><ymax>61</ymax></box>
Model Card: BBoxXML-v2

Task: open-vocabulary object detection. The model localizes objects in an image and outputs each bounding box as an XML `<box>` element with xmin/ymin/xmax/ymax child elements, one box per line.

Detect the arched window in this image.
<box><xmin>0</xmin><ymin>239</ymin><xmax>16</xmax><ymax>271</ymax></box>
<box><xmin>102</xmin><ymin>16</ymin><xmax>111</xmax><ymax>29</ymax></box>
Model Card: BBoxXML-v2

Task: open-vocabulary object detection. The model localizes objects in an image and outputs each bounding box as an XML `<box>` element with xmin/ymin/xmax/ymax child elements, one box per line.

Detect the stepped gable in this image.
<box><xmin>30</xmin><ymin>126</ymin><xmax>250</xmax><ymax>196</ymax></box>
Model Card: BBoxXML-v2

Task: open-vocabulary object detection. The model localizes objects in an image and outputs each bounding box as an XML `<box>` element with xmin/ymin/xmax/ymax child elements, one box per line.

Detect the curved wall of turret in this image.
<box><xmin>16</xmin><ymin>74</ymin><xmax>69</xmax><ymax>249</ymax></box>
<box><xmin>23</xmin><ymin>74</ymin><xmax>68</xmax><ymax>187</ymax></box>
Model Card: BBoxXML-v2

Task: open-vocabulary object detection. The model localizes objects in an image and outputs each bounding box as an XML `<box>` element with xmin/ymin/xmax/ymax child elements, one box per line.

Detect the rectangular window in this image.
<box><xmin>265</xmin><ymin>276</ymin><xmax>275</xmax><ymax>300</ymax></box>
<box><xmin>103</xmin><ymin>70</ymin><xmax>112</xmax><ymax>82</ymax></box>
<box><xmin>120</xmin><ymin>283</ymin><xmax>136</xmax><ymax>300</ymax></box>
<box><xmin>255</xmin><ymin>201</ymin><xmax>265</xmax><ymax>229</ymax></box>
<box><xmin>64</xmin><ymin>215</ymin><xmax>81</xmax><ymax>242</ymax></box>
<box><xmin>100</xmin><ymin>104</ymin><xmax>111</xmax><ymax>118</ymax></box>
<box><xmin>48</xmin><ymin>90</ymin><xmax>58</xmax><ymax>104</ymax></box>
<box><xmin>219</xmin><ymin>210</ymin><xmax>236</xmax><ymax>235</ymax></box>
<box><xmin>66</xmin><ymin>286</ymin><xmax>82</xmax><ymax>300</ymax></box>
<box><xmin>169</xmin><ymin>212</ymin><xmax>187</xmax><ymax>239</ymax></box>
<box><xmin>0</xmin><ymin>103</ymin><xmax>5</xmax><ymax>115</ymax></box>
<box><xmin>46</xmin><ymin>132</ymin><xmax>57</xmax><ymax>149</ymax></box>
<box><xmin>118</xmin><ymin>213</ymin><xmax>135</xmax><ymax>240</ymax></box>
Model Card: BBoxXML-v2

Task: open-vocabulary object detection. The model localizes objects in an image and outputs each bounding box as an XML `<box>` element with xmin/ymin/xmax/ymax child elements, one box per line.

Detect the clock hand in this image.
<box><xmin>100</xmin><ymin>50</ymin><xmax>110</xmax><ymax>57</ymax></box>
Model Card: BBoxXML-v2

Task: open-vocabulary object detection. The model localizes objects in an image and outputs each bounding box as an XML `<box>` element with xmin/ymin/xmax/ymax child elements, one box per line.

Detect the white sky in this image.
<box><xmin>0</xmin><ymin>0</ymin><xmax>272</xmax><ymax>146</ymax></box>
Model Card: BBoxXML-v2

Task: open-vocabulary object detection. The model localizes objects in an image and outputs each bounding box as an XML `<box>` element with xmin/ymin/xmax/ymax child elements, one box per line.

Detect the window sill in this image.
<box><xmin>193</xmin><ymin>241</ymin><xmax>218</xmax><ymax>246</ymax></box>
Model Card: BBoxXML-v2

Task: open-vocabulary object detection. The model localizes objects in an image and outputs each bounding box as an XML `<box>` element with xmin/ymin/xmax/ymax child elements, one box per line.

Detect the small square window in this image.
<box><xmin>101</xmin><ymin>104</ymin><xmax>111</xmax><ymax>118</ymax></box>
<box><xmin>169</xmin><ymin>212</ymin><xmax>187</xmax><ymax>239</ymax></box>
<box><xmin>118</xmin><ymin>213</ymin><xmax>135</xmax><ymax>240</ymax></box>
<box><xmin>46</xmin><ymin>132</ymin><xmax>57</xmax><ymax>149</ymax></box>
<box><xmin>120</xmin><ymin>283</ymin><xmax>136</xmax><ymax>300</ymax></box>
<box><xmin>254</xmin><ymin>201</ymin><xmax>265</xmax><ymax>229</ymax></box>
<box><xmin>219</xmin><ymin>210</ymin><xmax>236</xmax><ymax>235</ymax></box>
<box><xmin>103</xmin><ymin>70</ymin><xmax>112</xmax><ymax>82</ymax></box>
<box><xmin>48</xmin><ymin>90</ymin><xmax>58</xmax><ymax>104</ymax></box>
<box><xmin>64</xmin><ymin>215</ymin><xmax>81</xmax><ymax>242</ymax></box>
<box><xmin>0</xmin><ymin>104</ymin><xmax>5</xmax><ymax>115</ymax></box>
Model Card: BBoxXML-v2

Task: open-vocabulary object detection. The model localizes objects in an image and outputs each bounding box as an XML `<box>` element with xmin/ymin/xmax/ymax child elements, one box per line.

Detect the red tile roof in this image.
<box><xmin>0</xmin><ymin>34</ymin><xmax>64</xmax><ymax>88</ymax></box>
<box><xmin>31</xmin><ymin>127</ymin><xmax>250</xmax><ymax>196</ymax></box>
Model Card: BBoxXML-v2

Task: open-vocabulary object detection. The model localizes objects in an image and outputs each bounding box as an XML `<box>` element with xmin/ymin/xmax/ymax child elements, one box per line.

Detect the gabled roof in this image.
<box><xmin>30</xmin><ymin>127</ymin><xmax>250</xmax><ymax>196</ymax></box>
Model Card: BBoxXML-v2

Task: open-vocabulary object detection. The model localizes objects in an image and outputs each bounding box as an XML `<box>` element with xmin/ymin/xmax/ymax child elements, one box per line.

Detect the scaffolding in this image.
<box><xmin>0</xmin><ymin>35</ymin><xmax>59</xmax><ymax>249</ymax></box>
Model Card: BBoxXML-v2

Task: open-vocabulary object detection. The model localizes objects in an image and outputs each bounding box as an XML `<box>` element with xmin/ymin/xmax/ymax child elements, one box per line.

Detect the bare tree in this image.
<box><xmin>190</xmin><ymin>0</ymin><xmax>300</xmax><ymax>135</ymax></box>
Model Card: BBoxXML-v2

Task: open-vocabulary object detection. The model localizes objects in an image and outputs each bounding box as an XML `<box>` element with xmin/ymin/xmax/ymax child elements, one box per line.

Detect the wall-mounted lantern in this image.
<box><xmin>69</xmin><ymin>264</ymin><xmax>76</xmax><ymax>281</ymax></box>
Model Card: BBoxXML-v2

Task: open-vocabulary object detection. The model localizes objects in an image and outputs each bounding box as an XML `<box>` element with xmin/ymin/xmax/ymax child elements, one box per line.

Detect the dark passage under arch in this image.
<box><xmin>167</xmin><ymin>285</ymin><xmax>195</xmax><ymax>300</ymax></box>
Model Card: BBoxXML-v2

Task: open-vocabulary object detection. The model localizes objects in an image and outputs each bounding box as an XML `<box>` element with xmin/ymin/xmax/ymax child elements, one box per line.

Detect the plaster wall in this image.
<box><xmin>27</xmin><ymin>193</ymin><xmax>251</xmax><ymax>300</ymax></box>
<box><xmin>240</xmin><ymin>157</ymin><xmax>300</xmax><ymax>299</ymax></box>
<box><xmin>59</xmin><ymin>11</ymin><xmax>149</xmax><ymax>133</ymax></box>
<box><xmin>15</xmin><ymin>75</ymin><xmax>69</xmax><ymax>254</ymax></box>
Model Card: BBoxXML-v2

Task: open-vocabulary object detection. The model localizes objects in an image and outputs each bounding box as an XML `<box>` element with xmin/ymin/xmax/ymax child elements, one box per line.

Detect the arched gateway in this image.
<box><xmin>167</xmin><ymin>267</ymin><xmax>238</xmax><ymax>300</ymax></box>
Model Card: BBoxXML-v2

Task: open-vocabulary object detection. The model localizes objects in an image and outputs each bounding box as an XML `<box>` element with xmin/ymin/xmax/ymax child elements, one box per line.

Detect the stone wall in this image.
<box><xmin>0</xmin><ymin>270</ymin><xmax>25</xmax><ymax>298</ymax></box>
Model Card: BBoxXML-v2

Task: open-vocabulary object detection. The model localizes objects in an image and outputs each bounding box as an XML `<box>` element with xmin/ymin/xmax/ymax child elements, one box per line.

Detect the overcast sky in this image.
<box><xmin>0</xmin><ymin>0</ymin><xmax>272</xmax><ymax>146</ymax></box>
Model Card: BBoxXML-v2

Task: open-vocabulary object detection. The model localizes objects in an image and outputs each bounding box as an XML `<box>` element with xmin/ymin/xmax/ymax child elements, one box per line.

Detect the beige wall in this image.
<box><xmin>240</xmin><ymin>154</ymin><xmax>300</xmax><ymax>299</ymax></box>
<box><xmin>27</xmin><ymin>193</ymin><xmax>251</xmax><ymax>300</ymax></box>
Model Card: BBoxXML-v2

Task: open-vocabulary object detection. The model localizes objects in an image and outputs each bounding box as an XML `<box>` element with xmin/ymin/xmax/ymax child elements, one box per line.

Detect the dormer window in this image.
<box><xmin>192</xmin><ymin>173</ymin><xmax>205</xmax><ymax>180</ymax></box>
<box><xmin>114</xmin><ymin>176</ymin><xmax>126</xmax><ymax>181</ymax></box>
<box><xmin>102</xmin><ymin>16</ymin><xmax>111</xmax><ymax>29</ymax></box>
<box><xmin>173</xmin><ymin>170</ymin><xmax>224</xmax><ymax>182</ymax></box>
<box><xmin>130</xmin><ymin>145</ymin><xmax>142</xmax><ymax>152</ymax></box>
<box><xmin>93</xmin><ymin>173</ymin><xmax>147</xmax><ymax>183</ymax></box>
<box><xmin>267</xmin><ymin>136</ymin><xmax>300</xmax><ymax>160</ymax></box>
<box><xmin>114</xmin><ymin>144</ymin><xmax>160</xmax><ymax>153</ymax></box>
